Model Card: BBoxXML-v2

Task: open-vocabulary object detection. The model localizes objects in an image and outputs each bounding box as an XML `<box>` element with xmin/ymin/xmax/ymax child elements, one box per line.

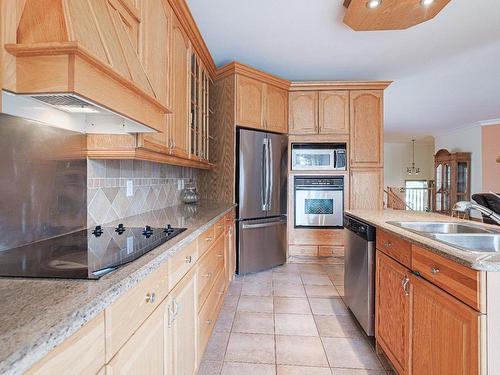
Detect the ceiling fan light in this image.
<box><xmin>421</xmin><ymin>0</ymin><xmax>435</xmax><ymax>6</ymax></box>
<box><xmin>366</xmin><ymin>0</ymin><xmax>382</xmax><ymax>9</ymax></box>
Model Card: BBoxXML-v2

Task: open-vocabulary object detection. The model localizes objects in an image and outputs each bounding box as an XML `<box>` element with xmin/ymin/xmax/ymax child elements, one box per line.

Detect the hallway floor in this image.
<box><xmin>198</xmin><ymin>260</ymin><xmax>395</xmax><ymax>375</ymax></box>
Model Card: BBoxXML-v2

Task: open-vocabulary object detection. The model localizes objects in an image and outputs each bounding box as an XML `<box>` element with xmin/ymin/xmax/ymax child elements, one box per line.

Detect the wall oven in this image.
<box><xmin>294</xmin><ymin>176</ymin><xmax>344</xmax><ymax>228</ymax></box>
<box><xmin>291</xmin><ymin>143</ymin><xmax>346</xmax><ymax>171</ymax></box>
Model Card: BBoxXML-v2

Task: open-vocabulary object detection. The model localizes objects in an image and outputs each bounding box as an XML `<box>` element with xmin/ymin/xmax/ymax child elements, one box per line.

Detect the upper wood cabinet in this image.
<box><xmin>349</xmin><ymin>90</ymin><xmax>383</xmax><ymax>168</ymax></box>
<box><xmin>376</xmin><ymin>250</ymin><xmax>410</xmax><ymax>375</ymax></box>
<box><xmin>350</xmin><ymin>168</ymin><xmax>383</xmax><ymax>210</ymax></box>
<box><xmin>170</xmin><ymin>14</ymin><xmax>191</xmax><ymax>159</ymax></box>
<box><xmin>265</xmin><ymin>85</ymin><xmax>288</xmax><ymax>133</ymax></box>
<box><xmin>319</xmin><ymin>91</ymin><xmax>349</xmax><ymax>134</ymax></box>
<box><xmin>410</xmin><ymin>274</ymin><xmax>481</xmax><ymax>375</ymax></box>
<box><xmin>289</xmin><ymin>91</ymin><xmax>318</xmax><ymax>134</ymax></box>
<box><xmin>236</xmin><ymin>75</ymin><xmax>264</xmax><ymax>130</ymax></box>
<box><xmin>218</xmin><ymin>62</ymin><xmax>290</xmax><ymax>134</ymax></box>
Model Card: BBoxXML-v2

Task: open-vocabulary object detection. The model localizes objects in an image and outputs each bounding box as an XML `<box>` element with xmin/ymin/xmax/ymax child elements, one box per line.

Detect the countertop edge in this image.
<box><xmin>1</xmin><ymin>204</ymin><xmax>236</xmax><ymax>375</ymax></box>
<box><xmin>345</xmin><ymin>210</ymin><xmax>499</xmax><ymax>272</ymax></box>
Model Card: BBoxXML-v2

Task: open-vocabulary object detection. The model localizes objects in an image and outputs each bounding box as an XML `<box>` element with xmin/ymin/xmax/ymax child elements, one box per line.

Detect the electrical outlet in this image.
<box><xmin>126</xmin><ymin>180</ymin><xmax>133</xmax><ymax>197</ymax></box>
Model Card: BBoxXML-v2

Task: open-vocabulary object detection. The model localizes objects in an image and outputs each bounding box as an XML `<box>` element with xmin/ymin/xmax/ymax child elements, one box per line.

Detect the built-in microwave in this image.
<box><xmin>291</xmin><ymin>143</ymin><xmax>347</xmax><ymax>171</ymax></box>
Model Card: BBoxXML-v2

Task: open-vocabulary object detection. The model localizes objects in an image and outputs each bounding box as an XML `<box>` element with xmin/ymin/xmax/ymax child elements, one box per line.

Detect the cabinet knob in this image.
<box><xmin>206</xmin><ymin>236</ymin><xmax>213</xmax><ymax>242</ymax></box>
<box><xmin>146</xmin><ymin>292</ymin><xmax>156</xmax><ymax>304</ymax></box>
<box><xmin>431</xmin><ymin>267</ymin><xmax>440</xmax><ymax>275</ymax></box>
<box><xmin>384</xmin><ymin>241</ymin><xmax>392</xmax><ymax>248</ymax></box>
<box><xmin>401</xmin><ymin>275</ymin><xmax>410</xmax><ymax>296</ymax></box>
<box><xmin>218</xmin><ymin>290</ymin><xmax>225</xmax><ymax>295</ymax></box>
<box><xmin>205</xmin><ymin>320</ymin><xmax>212</xmax><ymax>325</ymax></box>
<box><xmin>185</xmin><ymin>255</ymin><xmax>192</xmax><ymax>263</ymax></box>
<box><xmin>203</xmin><ymin>272</ymin><xmax>213</xmax><ymax>278</ymax></box>
<box><xmin>217</xmin><ymin>254</ymin><xmax>224</xmax><ymax>258</ymax></box>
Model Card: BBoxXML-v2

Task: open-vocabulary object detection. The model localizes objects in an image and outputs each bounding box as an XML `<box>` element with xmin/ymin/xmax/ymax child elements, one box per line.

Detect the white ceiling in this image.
<box><xmin>186</xmin><ymin>0</ymin><xmax>500</xmax><ymax>141</ymax></box>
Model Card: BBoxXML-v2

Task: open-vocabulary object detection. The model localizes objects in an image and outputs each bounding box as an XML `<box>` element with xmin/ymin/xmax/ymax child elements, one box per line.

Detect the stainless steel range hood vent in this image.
<box><xmin>2</xmin><ymin>91</ymin><xmax>157</xmax><ymax>134</ymax></box>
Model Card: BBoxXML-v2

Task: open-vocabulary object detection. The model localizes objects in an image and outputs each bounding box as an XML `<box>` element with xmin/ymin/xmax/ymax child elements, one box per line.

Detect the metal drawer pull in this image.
<box><xmin>145</xmin><ymin>292</ymin><xmax>156</xmax><ymax>303</ymax></box>
<box><xmin>185</xmin><ymin>255</ymin><xmax>192</xmax><ymax>263</ymax></box>
<box><xmin>384</xmin><ymin>241</ymin><xmax>392</xmax><ymax>248</ymax></box>
<box><xmin>218</xmin><ymin>290</ymin><xmax>225</xmax><ymax>295</ymax></box>
<box><xmin>401</xmin><ymin>275</ymin><xmax>410</xmax><ymax>296</ymax></box>
<box><xmin>203</xmin><ymin>272</ymin><xmax>213</xmax><ymax>278</ymax></box>
<box><xmin>205</xmin><ymin>320</ymin><xmax>212</xmax><ymax>325</ymax></box>
<box><xmin>431</xmin><ymin>267</ymin><xmax>440</xmax><ymax>274</ymax></box>
<box><xmin>217</xmin><ymin>254</ymin><xmax>224</xmax><ymax>258</ymax></box>
<box><xmin>206</xmin><ymin>236</ymin><xmax>213</xmax><ymax>242</ymax></box>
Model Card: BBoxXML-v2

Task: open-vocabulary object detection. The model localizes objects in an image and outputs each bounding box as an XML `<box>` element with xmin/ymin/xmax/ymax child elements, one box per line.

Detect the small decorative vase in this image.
<box><xmin>181</xmin><ymin>185</ymin><xmax>199</xmax><ymax>204</ymax></box>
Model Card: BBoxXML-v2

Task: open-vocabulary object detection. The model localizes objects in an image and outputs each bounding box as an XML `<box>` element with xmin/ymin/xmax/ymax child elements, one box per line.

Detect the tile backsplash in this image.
<box><xmin>87</xmin><ymin>160</ymin><xmax>197</xmax><ymax>227</ymax></box>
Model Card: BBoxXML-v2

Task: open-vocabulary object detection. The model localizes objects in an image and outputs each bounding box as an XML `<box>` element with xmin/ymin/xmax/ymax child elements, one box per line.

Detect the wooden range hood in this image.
<box><xmin>5</xmin><ymin>0</ymin><xmax>170</xmax><ymax>132</ymax></box>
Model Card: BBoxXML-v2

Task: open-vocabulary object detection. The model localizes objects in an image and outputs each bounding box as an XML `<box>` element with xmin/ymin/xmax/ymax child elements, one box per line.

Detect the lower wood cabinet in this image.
<box><xmin>410</xmin><ymin>274</ymin><xmax>482</xmax><ymax>375</ymax></box>
<box><xmin>106</xmin><ymin>303</ymin><xmax>165</xmax><ymax>375</ymax></box>
<box><xmin>375</xmin><ymin>251</ymin><xmax>410</xmax><ymax>375</ymax></box>
<box><xmin>165</xmin><ymin>269</ymin><xmax>198</xmax><ymax>375</ymax></box>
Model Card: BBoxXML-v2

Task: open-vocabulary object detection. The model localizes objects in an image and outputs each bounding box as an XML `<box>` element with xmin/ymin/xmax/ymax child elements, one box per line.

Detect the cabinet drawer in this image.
<box><xmin>214</xmin><ymin>217</ymin><xmax>225</xmax><ymax>240</ymax></box>
<box><xmin>197</xmin><ymin>235</ymin><xmax>225</xmax><ymax>309</ymax></box>
<box><xmin>411</xmin><ymin>245</ymin><xmax>485</xmax><ymax>312</ymax></box>
<box><xmin>289</xmin><ymin>245</ymin><xmax>318</xmax><ymax>256</ymax></box>
<box><xmin>168</xmin><ymin>240</ymin><xmax>198</xmax><ymax>289</ymax></box>
<box><xmin>319</xmin><ymin>245</ymin><xmax>344</xmax><ymax>257</ymax></box>
<box><xmin>197</xmin><ymin>225</ymin><xmax>215</xmax><ymax>257</ymax></box>
<box><xmin>105</xmin><ymin>263</ymin><xmax>169</xmax><ymax>361</ymax></box>
<box><xmin>198</xmin><ymin>268</ymin><xmax>226</xmax><ymax>355</ymax></box>
<box><xmin>376</xmin><ymin>230</ymin><xmax>411</xmax><ymax>268</ymax></box>
<box><xmin>27</xmin><ymin>313</ymin><xmax>105</xmax><ymax>375</ymax></box>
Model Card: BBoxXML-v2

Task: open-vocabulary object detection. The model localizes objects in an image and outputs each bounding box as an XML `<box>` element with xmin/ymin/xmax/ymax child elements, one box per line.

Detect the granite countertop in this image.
<box><xmin>345</xmin><ymin>209</ymin><xmax>500</xmax><ymax>272</ymax></box>
<box><xmin>0</xmin><ymin>201</ymin><xmax>235</xmax><ymax>375</ymax></box>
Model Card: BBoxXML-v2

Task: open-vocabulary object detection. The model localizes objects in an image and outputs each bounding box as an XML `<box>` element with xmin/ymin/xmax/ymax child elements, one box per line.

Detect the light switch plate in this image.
<box><xmin>126</xmin><ymin>180</ymin><xmax>133</xmax><ymax>197</ymax></box>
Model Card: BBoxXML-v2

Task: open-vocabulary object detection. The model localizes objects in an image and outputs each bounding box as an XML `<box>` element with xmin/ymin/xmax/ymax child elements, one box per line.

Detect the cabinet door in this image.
<box><xmin>265</xmin><ymin>85</ymin><xmax>288</xmax><ymax>133</ymax></box>
<box><xmin>225</xmin><ymin>222</ymin><xmax>236</xmax><ymax>282</ymax></box>
<box><xmin>376</xmin><ymin>251</ymin><xmax>410</xmax><ymax>375</ymax></box>
<box><xmin>319</xmin><ymin>91</ymin><xmax>349</xmax><ymax>134</ymax></box>
<box><xmin>170</xmin><ymin>15</ymin><xmax>190</xmax><ymax>158</ymax></box>
<box><xmin>289</xmin><ymin>91</ymin><xmax>318</xmax><ymax>134</ymax></box>
<box><xmin>350</xmin><ymin>90</ymin><xmax>383</xmax><ymax>168</ymax></box>
<box><xmin>139</xmin><ymin>0</ymin><xmax>171</xmax><ymax>149</ymax></box>
<box><xmin>166</xmin><ymin>271</ymin><xmax>198</xmax><ymax>375</ymax></box>
<box><xmin>106</xmin><ymin>303</ymin><xmax>165</xmax><ymax>375</ymax></box>
<box><xmin>410</xmin><ymin>274</ymin><xmax>481</xmax><ymax>375</ymax></box>
<box><xmin>236</xmin><ymin>75</ymin><xmax>264</xmax><ymax>129</ymax></box>
<box><xmin>350</xmin><ymin>168</ymin><xmax>383</xmax><ymax>209</ymax></box>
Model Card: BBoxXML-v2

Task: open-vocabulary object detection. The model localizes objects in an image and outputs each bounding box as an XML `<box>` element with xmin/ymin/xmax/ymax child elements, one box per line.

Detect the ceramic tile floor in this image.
<box><xmin>198</xmin><ymin>261</ymin><xmax>395</xmax><ymax>375</ymax></box>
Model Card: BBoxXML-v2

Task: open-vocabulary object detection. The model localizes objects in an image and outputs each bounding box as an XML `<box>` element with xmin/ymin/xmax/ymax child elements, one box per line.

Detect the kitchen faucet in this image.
<box><xmin>454</xmin><ymin>201</ymin><xmax>500</xmax><ymax>225</ymax></box>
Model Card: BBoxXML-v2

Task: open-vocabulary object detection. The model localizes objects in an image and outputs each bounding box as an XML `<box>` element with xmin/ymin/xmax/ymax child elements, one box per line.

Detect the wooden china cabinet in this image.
<box><xmin>434</xmin><ymin>149</ymin><xmax>471</xmax><ymax>214</ymax></box>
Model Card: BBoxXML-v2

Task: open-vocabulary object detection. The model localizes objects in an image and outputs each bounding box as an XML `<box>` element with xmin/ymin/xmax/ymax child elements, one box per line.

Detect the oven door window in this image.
<box><xmin>304</xmin><ymin>198</ymin><xmax>334</xmax><ymax>215</ymax></box>
<box><xmin>296</xmin><ymin>154</ymin><xmax>331</xmax><ymax>167</ymax></box>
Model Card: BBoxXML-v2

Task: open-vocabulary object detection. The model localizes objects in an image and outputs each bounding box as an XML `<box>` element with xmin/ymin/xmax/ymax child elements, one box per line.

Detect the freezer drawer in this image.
<box><xmin>237</xmin><ymin>216</ymin><xmax>286</xmax><ymax>275</ymax></box>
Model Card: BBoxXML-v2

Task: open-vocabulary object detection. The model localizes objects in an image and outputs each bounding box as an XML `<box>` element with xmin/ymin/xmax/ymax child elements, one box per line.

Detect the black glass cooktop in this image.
<box><xmin>0</xmin><ymin>224</ymin><xmax>186</xmax><ymax>279</ymax></box>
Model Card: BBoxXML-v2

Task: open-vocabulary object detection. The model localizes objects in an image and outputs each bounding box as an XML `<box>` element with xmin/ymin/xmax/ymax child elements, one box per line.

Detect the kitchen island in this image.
<box><xmin>346</xmin><ymin>209</ymin><xmax>500</xmax><ymax>375</ymax></box>
<box><xmin>0</xmin><ymin>201</ymin><xmax>235</xmax><ymax>375</ymax></box>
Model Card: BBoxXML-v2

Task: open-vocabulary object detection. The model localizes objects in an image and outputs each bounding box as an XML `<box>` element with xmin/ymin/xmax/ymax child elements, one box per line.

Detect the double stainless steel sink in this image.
<box><xmin>387</xmin><ymin>221</ymin><xmax>500</xmax><ymax>253</ymax></box>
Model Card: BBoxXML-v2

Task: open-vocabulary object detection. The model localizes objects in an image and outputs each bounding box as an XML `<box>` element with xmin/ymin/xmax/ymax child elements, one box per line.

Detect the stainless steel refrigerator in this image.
<box><xmin>236</xmin><ymin>128</ymin><xmax>287</xmax><ymax>275</ymax></box>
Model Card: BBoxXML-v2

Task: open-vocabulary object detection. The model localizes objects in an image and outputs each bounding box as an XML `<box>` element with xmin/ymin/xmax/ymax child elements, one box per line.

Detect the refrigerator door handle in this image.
<box><xmin>261</xmin><ymin>138</ymin><xmax>268</xmax><ymax>211</ymax></box>
<box><xmin>242</xmin><ymin>219</ymin><xmax>286</xmax><ymax>230</ymax></box>
<box><xmin>267</xmin><ymin>137</ymin><xmax>273</xmax><ymax>212</ymax></box>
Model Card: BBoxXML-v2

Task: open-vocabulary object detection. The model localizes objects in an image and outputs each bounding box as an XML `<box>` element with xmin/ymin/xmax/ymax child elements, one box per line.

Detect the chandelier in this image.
<box><xmin>407</xmin><ymin>139</ymin><xmax>420</xmax><ymax>175</ymax></box>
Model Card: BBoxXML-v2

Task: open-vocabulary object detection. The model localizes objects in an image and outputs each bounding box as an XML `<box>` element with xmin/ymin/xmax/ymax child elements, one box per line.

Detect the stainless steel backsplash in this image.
<box><xmin>0</xmin><ymin>114</ymin><xmax>87</xmax><ymax>251</ymax></box>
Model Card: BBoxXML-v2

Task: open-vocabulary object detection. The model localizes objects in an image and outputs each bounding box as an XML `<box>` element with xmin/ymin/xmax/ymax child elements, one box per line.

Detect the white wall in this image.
<box><xmin>434</xmin><ymin>125</ymin><xmax>482</xmax><ymax>195</ymax></box>
<box><xmin>384</xmin><ymin>141</ymin><xmax>435</xmax><ymax>188</ymax></box>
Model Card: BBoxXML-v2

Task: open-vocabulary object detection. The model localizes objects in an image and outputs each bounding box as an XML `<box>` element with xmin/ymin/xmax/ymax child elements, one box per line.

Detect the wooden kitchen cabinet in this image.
<box><xmin>106</xmin><ymin>302</ymin><xmax>165</xmax><ymax>375</ymax></box>
<box><xmin>349</xmin><ymin>90</ymin><xmax>383</xmax><ymax>168</ymax></box>
<box><xmin>170</xmin><ymin>14</ymin><xmax>191</xmax><ymax>159</ymax></box>
<box><xmin>165</xmin><ymin>269</ymin><xmax>198</xmax><ymax>375</ymax></box>
<box><xmin>236</xmin><ymin>75</ymin><xmax>265</xmax><ymax>130</ymax></box>
<box><xmin>318</xmin><ymin>91</ymin><xmax>350</xmax><ymax>134</ymax></box>
<box><xmin>350</xmin><ymin>168</ymin><xmax>383</xmax><ymax>210</ymax></box>
<box><xmin>265</xmin><ymin>85</ymin><xmax>288</xmax><ymax>133</ymax></box>
<box><xmin>376</xmin><ymin>251</ymin><xmax>410</xmax><ymax>375</ymax></box>
<box><xmin>410</xmin><ymin>274</ymin><xmax>482</xmax><ymax>375</ymax></box>
<box><xmin>289</xmin><ymin>91</ymin><xmax>318</xmax><ymax>134</ymax></box>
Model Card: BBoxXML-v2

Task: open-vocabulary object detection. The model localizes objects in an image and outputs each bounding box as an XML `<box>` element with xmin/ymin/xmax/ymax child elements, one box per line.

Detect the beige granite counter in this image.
<box><xmin>0</xmin><ymin>201</ymin><xmax>235</xmax><ymax>375</ymax></box>
<box><xmin>345</xmin><ymin>209</ymin><xmax>500</xmax><ymax>272</ymax></box>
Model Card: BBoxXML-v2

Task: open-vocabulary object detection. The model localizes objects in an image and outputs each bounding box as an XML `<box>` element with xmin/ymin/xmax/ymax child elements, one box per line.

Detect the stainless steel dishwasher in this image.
<box><xmin>344</xmin><ymin>213</ymin><xmax>376</xmax><ymax>336</ymax></box>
